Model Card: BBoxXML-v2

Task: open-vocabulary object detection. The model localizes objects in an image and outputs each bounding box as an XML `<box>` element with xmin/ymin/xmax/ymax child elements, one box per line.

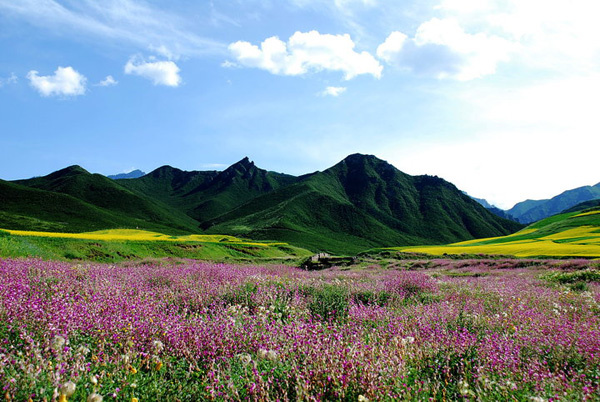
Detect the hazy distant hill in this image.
<box><xmin>467</xmin><ymin>194</ymin><xmax>518</xmax><ymax>221</ymax></box>
<box><xmin>508</xmin><ymin>183</ymin><xmax>600</xmax><ymax>224</ymax></box>
<box><xmin>108</xmin><ymin>169</ymin><xmax>145</xmax><ymax>179</ymax></box>
<box><xmin>1</xmin><ymin>154</ymin><xmax>522</xmax><ymax>253</ymax></box>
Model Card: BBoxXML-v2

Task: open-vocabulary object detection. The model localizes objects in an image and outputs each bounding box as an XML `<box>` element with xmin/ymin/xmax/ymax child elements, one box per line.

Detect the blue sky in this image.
<box><xmin>1</xmin><ymin>0</ymin><xmax>600</xmax><ymax>209</ymax></box>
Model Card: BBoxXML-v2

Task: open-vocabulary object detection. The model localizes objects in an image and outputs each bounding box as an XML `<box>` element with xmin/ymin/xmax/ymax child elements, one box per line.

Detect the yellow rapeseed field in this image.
<box><xmin>2</xmin><ymin>228</ymin><xmax>283</xmax><ymax>247</ymax></box>
<box><xmin>398</xmin><ymin>226</ymin><xmax>600</xmax><ymax>257</ymax></box>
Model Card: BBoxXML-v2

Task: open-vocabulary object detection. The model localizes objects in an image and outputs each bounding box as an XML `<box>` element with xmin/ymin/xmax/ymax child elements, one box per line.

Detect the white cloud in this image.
<box><xmin>377</xmin><ymin>18</ymin><xmax>514</xmax><ymax>80</ymax></box>
<box><xmin>124</xmin><ymin>56</ymin><xmax>181</xmax><ymax>87</ymax></box>
<box><xmin>27</xmin><ymin>66</ymin><xmax>86</xmax><ymax>97</ymax></box>
<box><xmin>221</xmin><ymin>60</ymin><xmax>238</xmax><ymax>68</ymax></box>
<box><xmin>149</xmin><ymin>44</ymin><xmax>178</xmax><ymax>60</ymax></box>
<box><xmin>0</xmin><ymin>73</ymin><xmax>18</xmax><ymax>87</ymax></box>
<box><xmin>434</xmin><ymin>0</ymin><xmax>600</xmax><ymax>75</ymax></box>
<box><xmin>376</xmin><ymin>31</ymin><xmax>408</xmax><ymax>62</ymax></box>
<box><xmin>228</xmin><ymin>30</ymin><xmax>383</xmax><ymax>80</ymax></box>
<box><xmin>0</xmin><ymin>0</ymin><xmax>225</xmax><ymax>58</ymax></box>
<box><xmin>320</xmin><ymin>86</ymin><xmax>347</xmax><ymax>97</ymax></box>
<box><xmin>97</xmin><ymin>75</ymin><xmax>118</xmax><ymax>87</ymax></box>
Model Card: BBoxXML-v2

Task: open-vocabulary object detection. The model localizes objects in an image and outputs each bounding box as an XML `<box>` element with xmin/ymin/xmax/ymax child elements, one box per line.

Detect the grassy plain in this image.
<box><xmin>0</xmin><ymin>228</ymin><xmax>311</xmax><ymax>263</ymax></box>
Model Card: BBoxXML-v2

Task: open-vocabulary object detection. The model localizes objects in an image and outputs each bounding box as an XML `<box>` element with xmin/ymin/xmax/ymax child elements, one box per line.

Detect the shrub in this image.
<box><xmin>222</xmin><ymin>282</ymin><xmax>259</xmax><ymax>311</ymax></box>
<box><xmin>543</xmin><ymin>270</ymin><xmax>600</xmax><ymax>284</ymax></box>
<box><xmin>352</xmin><ymin>290</ymin><xmax>391</xmax><ymax>306</ymax></box>
<box><xmin>308</xmin><ymin>284</ymin><xmax>349</xmax><ymax>322</ymax></box>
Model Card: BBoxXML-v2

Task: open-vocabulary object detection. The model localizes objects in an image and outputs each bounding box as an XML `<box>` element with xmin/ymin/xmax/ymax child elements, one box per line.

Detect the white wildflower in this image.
<box><xmin>266</xmin><ymin>350</ymin><xmax>279</xmax><ymax>361</ymax></box>
<box><xmin>152</xmin><ymin>340</ymin><xmax>164</xmax><ymax>352</ymax></box>
<box><xmin>237</xmin><ymin>353</ymin><xmax>252</xmax><ymax>365</ymax></box>
<box><xmin>87</xmin><ymin>393</ymin><xmax>103</xmax><ymax>402</ymax></box>
<box><xmin>51</xmin><ymin>335</ymin><xmax>66</xmax><ymax>351</ymax></box>
<box><xmin>60</xmin><ymin>381</ymin><xmax>76</xmax><ymax>397</ymax></box>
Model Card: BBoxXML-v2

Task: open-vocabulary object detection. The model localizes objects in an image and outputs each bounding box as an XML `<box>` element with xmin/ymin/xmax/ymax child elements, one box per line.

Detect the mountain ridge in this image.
<box><xmin>508</xmin><ymin>183</ymin><xmax>600</xmax><ymax>223</ymax></box>
<box><xmin>2</xmin><ymin>154</ymin><xmax>522</xmax><ymax>253</ymax></box>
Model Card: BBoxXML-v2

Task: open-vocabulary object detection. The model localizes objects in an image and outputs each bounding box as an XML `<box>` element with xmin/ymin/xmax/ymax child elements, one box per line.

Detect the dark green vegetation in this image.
<box><xmin>508</xmin><ymin>182</ymin><xmax>600</xmax><ymax>224</ymax></box>
<box><xmin>2</xmin><ymin>166</ymin><xmax>199</xmax><ymax>234</ymax></box>
<box><xmin>201</xmin><ymin>155</ymin><xmax>522</xmax><ymax>253</ymax></box>
<box><xmin>1</xmin><ymin>154</ymin><xmax>522</xmax><ymax>254</ymax></box>
<box><xmin>0</xmin><ymin>232</ymin><xmax>311</xmax><ymax>263</ymax></box>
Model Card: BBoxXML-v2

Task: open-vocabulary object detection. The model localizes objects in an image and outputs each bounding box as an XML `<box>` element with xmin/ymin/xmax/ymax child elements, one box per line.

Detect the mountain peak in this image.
<box><xmin>52</xmin><ymin>165</ymin><xmax>90</xmax><ymax>176</ymax></box>
<box><xmin>225</xmin><ymin>157</ymin><xmax>256</xmax><ymax>174</ymax></box>
<box><xmin>342</xmin><ymin>153</ymin><xmax>378</xmax><ymax>163</ymax></box>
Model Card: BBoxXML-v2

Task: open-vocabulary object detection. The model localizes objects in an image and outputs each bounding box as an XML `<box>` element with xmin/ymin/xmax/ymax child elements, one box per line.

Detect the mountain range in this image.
<box><xmin>0</xmin><ymin>154</ymin><xmax>522</xmax><ymax>253</ymax></box>
<box><xmin>506</xmin><ymin>183</ymin><xmax>600</xmax><ymax>224</ymax></box>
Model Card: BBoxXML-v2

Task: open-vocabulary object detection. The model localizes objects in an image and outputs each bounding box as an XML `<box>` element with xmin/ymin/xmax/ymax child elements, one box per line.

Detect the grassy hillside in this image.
<box><xmin>1</xmin><ymin>154</ymin><xmax>522</xmax><ymax>254</ymax></box>
<box><xmin>0</xmin><ymin>228</ymin><xmax>311</xmax><ymax>263</ymax></box>
<box><xmin>205</xmin><ymin>154</ymin><xmax>522</xmax><ymax>254</ymax></box>
<box><xmin>0</xmin><ymin>179</ymin><xmax>191</xmax><ymax>234</ymax></box>
<box><xmin>394</xmin><ymin>205</ymin><xmax>600</xmax><ymax>258</ymax></box>
<box><xmin>118</xmin><ymin>158</ymin><xmax>297</xmax><ymax>223</ymax></box>
<box><xmin>15</xmin><ymin>166</ymin><xmax>199</xmax><ymax>233</ymax></box>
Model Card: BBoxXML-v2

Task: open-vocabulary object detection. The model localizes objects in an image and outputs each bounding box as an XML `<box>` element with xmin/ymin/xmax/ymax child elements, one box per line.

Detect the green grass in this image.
<box><xmin>0</xmin><ymin>233</ymin><xmax>312</xmax><ymax>263</ymax></box>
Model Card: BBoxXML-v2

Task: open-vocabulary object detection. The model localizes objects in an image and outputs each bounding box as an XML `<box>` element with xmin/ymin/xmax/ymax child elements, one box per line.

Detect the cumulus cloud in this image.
<box><xmin>124</xmin><ymin>56</ymin><xmax>181</xmax><ymax>87</ymax></box>
<box><xmin>228</xmin><ymin>30</ymin><xmax>382</xmax><ymax>80</ymax></box>
<box><xmin>320</xmin><ymin>86</ymin><xmax>347</xmax><ymax>97</ymax></box>
<box><xmin>27</xmin><ymin>66</ymin><xmax>87</xmax><ymax>96</ymax></box>
<box><xmin>377</xmin><ymin>18</ymin><xmax>513</xmax><ymax>80</ymax></box>
<box><xmin>97</xmin><ymin>75</ymin><xmax>118</xmax><ymax>87</ymax></box>
<box><xmin>0</xmin><ymin>73</ymin><xmax>18</xmax><ymax>87</ymax></box>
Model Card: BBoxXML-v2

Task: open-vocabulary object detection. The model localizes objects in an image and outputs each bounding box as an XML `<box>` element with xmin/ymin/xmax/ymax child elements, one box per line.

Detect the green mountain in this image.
<box><xmin>1</xmin><ymin>154</ymin><xmax>522</xmax><ymax>254</ymax></box>
<box><xmin>12</xmin><ymin>166</ymin><xmax>199</xmax><ymax>233</ymax></box>
<box><xmin>508</xmin><ymin>183</ymin><xmax>600</xmax><ymax>224</ymax></box>
<box><xmin>117</xmin><ymin>157</ymin><xmax>297</xmax><ymax>222</ymax></box>
<box><xmin>203</xmin><ymin>154</ymin><xmax>522</xmax><ymax>253</ymax></box>
<box><xmin>0</xmin><ymin>179</ymin><xmax>177</xmax><ymax>233</ymax></box>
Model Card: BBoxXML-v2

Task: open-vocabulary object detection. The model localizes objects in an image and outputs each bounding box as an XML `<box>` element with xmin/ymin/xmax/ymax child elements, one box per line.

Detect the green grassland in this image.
<box><xmin>0</xmin><ymin>229</ymin><xmax>312</xmax><ymax>263</ymax></box>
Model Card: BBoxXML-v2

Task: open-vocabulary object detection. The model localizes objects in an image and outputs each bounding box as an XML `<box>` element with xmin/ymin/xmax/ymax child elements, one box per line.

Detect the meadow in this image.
<box><xmin>1</xmin><ymin>257</ymin><xmax>599</xmax><ymax>401</ymax></box>
<box><xmin>0</xmin><ymin>229</ymin><xmax>311</xmax><ymax>264</ymax></box>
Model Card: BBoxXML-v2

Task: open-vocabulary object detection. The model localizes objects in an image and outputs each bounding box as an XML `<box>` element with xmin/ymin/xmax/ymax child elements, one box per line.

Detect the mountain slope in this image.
<box><xmin>0</xmin><ymin>179</ymin><xmax>181</xmax><ymax>233</ymax></box>
<box><xmin>118</xmin><ymin>158</ymin><xmax>297</xmax><ymax>222</ymax></box>
<box><xmin>508</xmin><ymin>183</ymin><xmax>600</xmax><ymax>224</ymax></box>
<box><xmin>205</xmin><ymin>154</ymin><xmax>522</xmax><ymax>253</ymax></box>
<box><xmin>13</xmin><ymin>166</ymin><xmax>200</xmax><ymax>233</ymax></box>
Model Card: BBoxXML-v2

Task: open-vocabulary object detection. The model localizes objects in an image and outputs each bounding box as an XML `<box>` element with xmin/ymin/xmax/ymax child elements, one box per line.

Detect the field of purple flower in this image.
<box><xmin>1</xmin><ymin>258</ymin><xmax>599</xmax><ymax>401</ymax></box>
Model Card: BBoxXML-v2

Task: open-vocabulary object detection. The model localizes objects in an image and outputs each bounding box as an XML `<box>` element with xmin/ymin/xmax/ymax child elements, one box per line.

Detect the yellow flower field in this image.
<box><xmin>1</xmin><ymin>228</ymin><xmax>284</xmax><ymax>247</ymax></box>
<box><xmin>398</xmin><ymin>226</ymin><xmax>600</xmax><ymax>258</ymax></box>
